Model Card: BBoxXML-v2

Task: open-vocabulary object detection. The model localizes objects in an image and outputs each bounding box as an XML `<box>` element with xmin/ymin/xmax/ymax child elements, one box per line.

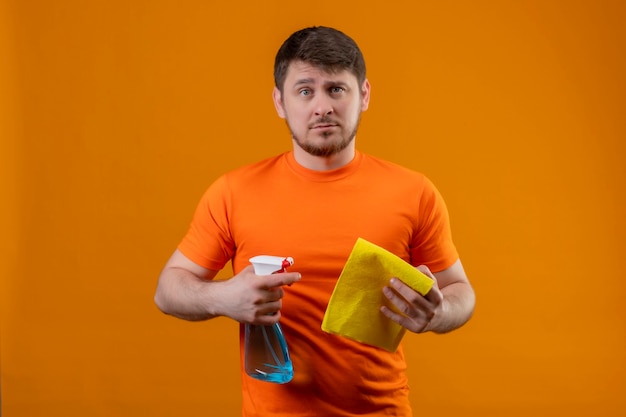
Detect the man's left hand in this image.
<box><xmin>380</xmin><ymin>265</ymin><xmax>445</xmax><ymax>333</ymax></box>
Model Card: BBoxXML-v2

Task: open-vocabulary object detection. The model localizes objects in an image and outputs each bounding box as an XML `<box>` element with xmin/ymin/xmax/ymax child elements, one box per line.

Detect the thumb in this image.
<box><xmin>416</xmin><ymin>265</ymin><xmax>435</xmax><ymax>280</ymax></box>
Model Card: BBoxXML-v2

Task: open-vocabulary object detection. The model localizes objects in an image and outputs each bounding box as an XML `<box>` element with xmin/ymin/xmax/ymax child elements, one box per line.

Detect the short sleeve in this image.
<box><xmin>177</xmin><ymin>175</ymin><xmax>236</xmax><ymax>270</ymax></box>
<box><xmin>410</xmin><ymin>177</ymin><xmax>459</xmax><ymax>272</ymax></box>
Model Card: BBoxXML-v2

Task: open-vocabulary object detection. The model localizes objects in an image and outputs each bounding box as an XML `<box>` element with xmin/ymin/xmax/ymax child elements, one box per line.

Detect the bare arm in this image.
<box><xmin>154</xmin><ymin>249</ymin><xmax>302</xmax><ymax>324</ymax></box>
<box><xmin>154</xmin><ymin>249</ymin><xmax>220</xmax><ymax>321</ymax></box>
<box><xmin>381</xmin><ymin>259</ymin><xmax>475</xmax><ymax>334</ymax></box>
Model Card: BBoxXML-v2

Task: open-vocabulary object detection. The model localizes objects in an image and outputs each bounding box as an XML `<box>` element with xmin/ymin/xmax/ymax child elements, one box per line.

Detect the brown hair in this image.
<box><xmin>273</xmin><ymin>26</ymin><xmax>366</xmax><ymax>93</ymax></box>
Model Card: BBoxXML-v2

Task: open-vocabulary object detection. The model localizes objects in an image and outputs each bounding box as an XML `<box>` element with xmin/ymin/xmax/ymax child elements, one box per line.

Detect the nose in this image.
<box><xmin>313</xmin><ymin>95</ymin><xmax>334</xmax><ymax>116</ymax></box>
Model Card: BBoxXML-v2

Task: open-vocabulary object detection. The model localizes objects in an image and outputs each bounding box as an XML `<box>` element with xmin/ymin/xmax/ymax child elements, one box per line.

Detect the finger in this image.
<box><xmin>416</xmin><ymin>265</ymin><xmax>434</xmax><ymax>279</ymax></box>
<box><xmin>389</xmin><ymin>277</ymin><xmax>431</xmax><ymax>308</ymax></box>
<box><xmin>258</xmin><ymin>298</ymin><xmax>283</xmax><ymax>316</ymax></box>
<box><xmin>262</xmin><ymin>272</ymin><xmax>302</xmax><ymax>288</ymax></box>
<box><xmin>254</xmin><ymin>310</ymin><xmax>282</xmax><ymax>325</ymax></box>
<box><xmin>383</xmin><ymin>285</ymin><xmax>419</xmax><ymax>318</ymax></box>
<box><xmin>380</xmin><ymin>305</ymin><xmax>423</xmax><ymax>333</ymax></box>
<box><xmin>264</xmin><ymin>286</ymin><xmax>284</xmax><ymax>302</ymax></box>
<box><xmin>424</xmin><ymin>283</ymin><xmax>443</xmax><ymax>304</ymax></box>
<box><xmin>414</xmin><ymin>268</ymin><xmax>443</xmax><ymax>304</ymax></box>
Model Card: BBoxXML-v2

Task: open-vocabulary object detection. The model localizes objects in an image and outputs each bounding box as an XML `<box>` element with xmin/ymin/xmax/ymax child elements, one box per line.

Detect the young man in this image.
<box><xmin>155</xmin><ymin>26</ymin><xmax>475</xmax><ymax>416</ymax></box>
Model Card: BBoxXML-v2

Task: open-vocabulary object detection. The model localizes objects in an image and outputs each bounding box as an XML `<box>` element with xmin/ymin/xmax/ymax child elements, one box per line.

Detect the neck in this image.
<box><xmin>292</xmin><ymin>140</ymin><xmax>356</xmax><ymax>171</ymax></box>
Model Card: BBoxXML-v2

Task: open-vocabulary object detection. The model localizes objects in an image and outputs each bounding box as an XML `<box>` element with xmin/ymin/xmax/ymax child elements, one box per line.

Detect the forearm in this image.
<box><xmin>154</xmin><ymin>267</ymin><xmax>221</xmax><ymax>321</ymax></box>
<box><xmin>427</xmin><ymin>281</ymin><xmax>475</xmax><ymax>334</ymax></box>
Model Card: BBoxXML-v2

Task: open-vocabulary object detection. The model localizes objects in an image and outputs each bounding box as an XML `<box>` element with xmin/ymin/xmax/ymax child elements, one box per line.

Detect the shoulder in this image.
<box><xmin>360</xmin><ymin>153</ymin><xmax>431</xmax><ymax>187</ymax></box>
<box><xmin>228</xmin><ymin>153</ymin><xmax>288</xmax><ymax>177</ymax></box>
<box><xmin>358</xmin><ymin>154</ymin><xmax>447</xmax><ymax>209</ymax></box>
<box><xmin>198</xmin><ymin>153</ymin><xmax>288</xmax><ymax>202</ymax></box>
<box><xmin>218</xmin><ymin>153</ymin><xmax>289</xmax><ymax>187</ymax></box>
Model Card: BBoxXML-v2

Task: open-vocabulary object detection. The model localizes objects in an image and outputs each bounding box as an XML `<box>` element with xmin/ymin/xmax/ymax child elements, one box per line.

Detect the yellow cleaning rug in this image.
<box><xmin>322</xmin><ymin>238</ymin><xmax>434</xmax><ymax>351</ymax></box>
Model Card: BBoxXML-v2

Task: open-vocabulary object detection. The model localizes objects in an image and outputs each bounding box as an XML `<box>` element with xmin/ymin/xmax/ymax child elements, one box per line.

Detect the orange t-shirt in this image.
<box><xmin>178</xmin><ymin>150</ymin><xmax>458</xmax><ymax>416</ymax></box>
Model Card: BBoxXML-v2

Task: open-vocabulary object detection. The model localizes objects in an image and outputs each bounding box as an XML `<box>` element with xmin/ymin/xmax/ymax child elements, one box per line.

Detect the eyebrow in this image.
<box><xmin>293</xmin><ymin>78</ymin><xmax>350</xmax><ymax>88</ymax></box>
<box><xmin>294</xmin><ymin>78</ymin><xmax>315</xmax><ymax>87</ymax></box>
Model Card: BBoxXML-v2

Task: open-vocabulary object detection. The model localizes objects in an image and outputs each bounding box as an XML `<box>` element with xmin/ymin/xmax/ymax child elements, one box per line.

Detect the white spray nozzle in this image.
<box><xmin>249</xmin><ymin>255</ymin><xmax>294</xmax><ymax>275</ymax></box>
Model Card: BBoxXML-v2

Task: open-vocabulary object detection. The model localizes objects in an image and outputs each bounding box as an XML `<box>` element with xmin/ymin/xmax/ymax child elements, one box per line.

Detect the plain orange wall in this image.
<box><xmin>2</xmin><ymin>1</ymin><xmax>625</xmax><ymax>416</ymax></box>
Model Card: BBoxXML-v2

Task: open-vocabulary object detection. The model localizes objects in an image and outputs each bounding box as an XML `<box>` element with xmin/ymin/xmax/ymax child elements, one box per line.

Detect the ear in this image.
<box><xmin>360</xmin><ymin>79</ymin><xmax>371</xmax><ymax>112</ymax></box>
<box><xmin>272</xmin><ymin>87</ymin><xmax>286</xmax><ymax>119</ymax></box>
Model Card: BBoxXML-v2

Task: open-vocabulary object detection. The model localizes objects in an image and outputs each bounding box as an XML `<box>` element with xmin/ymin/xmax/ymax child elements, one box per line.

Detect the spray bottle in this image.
<box><xmin>244</xmin><ymin>255</ymin><xmax>294</xmax><ymax>384</ymax></box>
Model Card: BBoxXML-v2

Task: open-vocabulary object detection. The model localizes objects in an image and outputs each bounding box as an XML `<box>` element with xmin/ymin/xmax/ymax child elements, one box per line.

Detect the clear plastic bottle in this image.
<box><xmin>244</xmin><ymin>256</ymin><xmax>294</xmax><ymax>384</ymax></box>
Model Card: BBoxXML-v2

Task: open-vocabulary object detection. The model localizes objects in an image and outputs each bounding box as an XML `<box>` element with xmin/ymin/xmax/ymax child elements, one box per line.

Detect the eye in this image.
<box><xmin>299</xmin><ymin>88</ymin><xmax>312</xmax><ymax>97</ymax></box>
<box><xmin>330</xmin><ymin>86</ymin><xmax>345</xmax><ymax>94</ymax></box>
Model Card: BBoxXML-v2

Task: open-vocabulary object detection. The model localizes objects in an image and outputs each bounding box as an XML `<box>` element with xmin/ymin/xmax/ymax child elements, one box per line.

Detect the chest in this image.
<box><xmin>229</xmin><ymin>179</ymin><xmax>418</xmax><ymax>278</ymax></box>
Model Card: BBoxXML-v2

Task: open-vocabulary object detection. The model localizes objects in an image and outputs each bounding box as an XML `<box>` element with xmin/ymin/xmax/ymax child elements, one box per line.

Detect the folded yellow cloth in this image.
<box><xmin>321</xmin><ymin>238</ymin><xmax>434</xmax><ymax>352</ymax></box>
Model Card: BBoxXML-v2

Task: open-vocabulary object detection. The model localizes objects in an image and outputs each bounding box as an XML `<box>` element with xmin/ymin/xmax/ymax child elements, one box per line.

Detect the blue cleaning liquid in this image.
<box><xmin>244</xmin><ymin>322</ymin><xmax>293</xmax><ymax>384</ymax></box>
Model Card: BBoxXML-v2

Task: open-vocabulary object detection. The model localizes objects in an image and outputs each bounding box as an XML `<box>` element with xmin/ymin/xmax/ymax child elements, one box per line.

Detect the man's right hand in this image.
<box><xmin>154</xmin><ymin>250</ymin><xmax>301</xmax><ymax>323</ymax></box>
<box><xmin>218</xmin><ymin>265</ymin><xmax>301</xmax><ymax>325</ymax></box>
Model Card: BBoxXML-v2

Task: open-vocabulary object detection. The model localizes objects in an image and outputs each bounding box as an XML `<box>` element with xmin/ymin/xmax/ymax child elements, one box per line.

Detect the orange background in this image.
<box><xmin>1</xmin><ymin>1</ymin><xmax>625</xmax><ymax>416</ymax></box>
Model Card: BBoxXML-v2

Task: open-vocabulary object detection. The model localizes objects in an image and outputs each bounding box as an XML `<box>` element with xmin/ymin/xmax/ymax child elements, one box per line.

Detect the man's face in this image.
<box><xmin>273</xmin><ymin>61</ymin><xmax>370</xmax><ymax>157</ymax></box>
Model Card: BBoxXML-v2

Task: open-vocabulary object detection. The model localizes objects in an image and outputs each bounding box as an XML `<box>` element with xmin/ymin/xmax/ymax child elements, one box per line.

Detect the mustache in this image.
<box><xmin>309</xmin><ymin>116</ymin><xmax>339</xmax><ymax>128</ymax></box>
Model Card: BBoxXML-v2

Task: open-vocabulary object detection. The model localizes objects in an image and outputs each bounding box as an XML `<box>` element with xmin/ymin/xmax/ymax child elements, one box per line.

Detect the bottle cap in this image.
<box><xmin>249</xmin><ymin>256</ymin><xmax>294</xmax><ymax>275</ymax></box>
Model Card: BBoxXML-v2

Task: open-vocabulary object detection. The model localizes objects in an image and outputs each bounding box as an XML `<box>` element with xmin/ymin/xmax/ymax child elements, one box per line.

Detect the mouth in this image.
<box><xmin>310</xmin><ymin>123</ymin><xmax>338</xmax><ymax>130</ymax></box>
